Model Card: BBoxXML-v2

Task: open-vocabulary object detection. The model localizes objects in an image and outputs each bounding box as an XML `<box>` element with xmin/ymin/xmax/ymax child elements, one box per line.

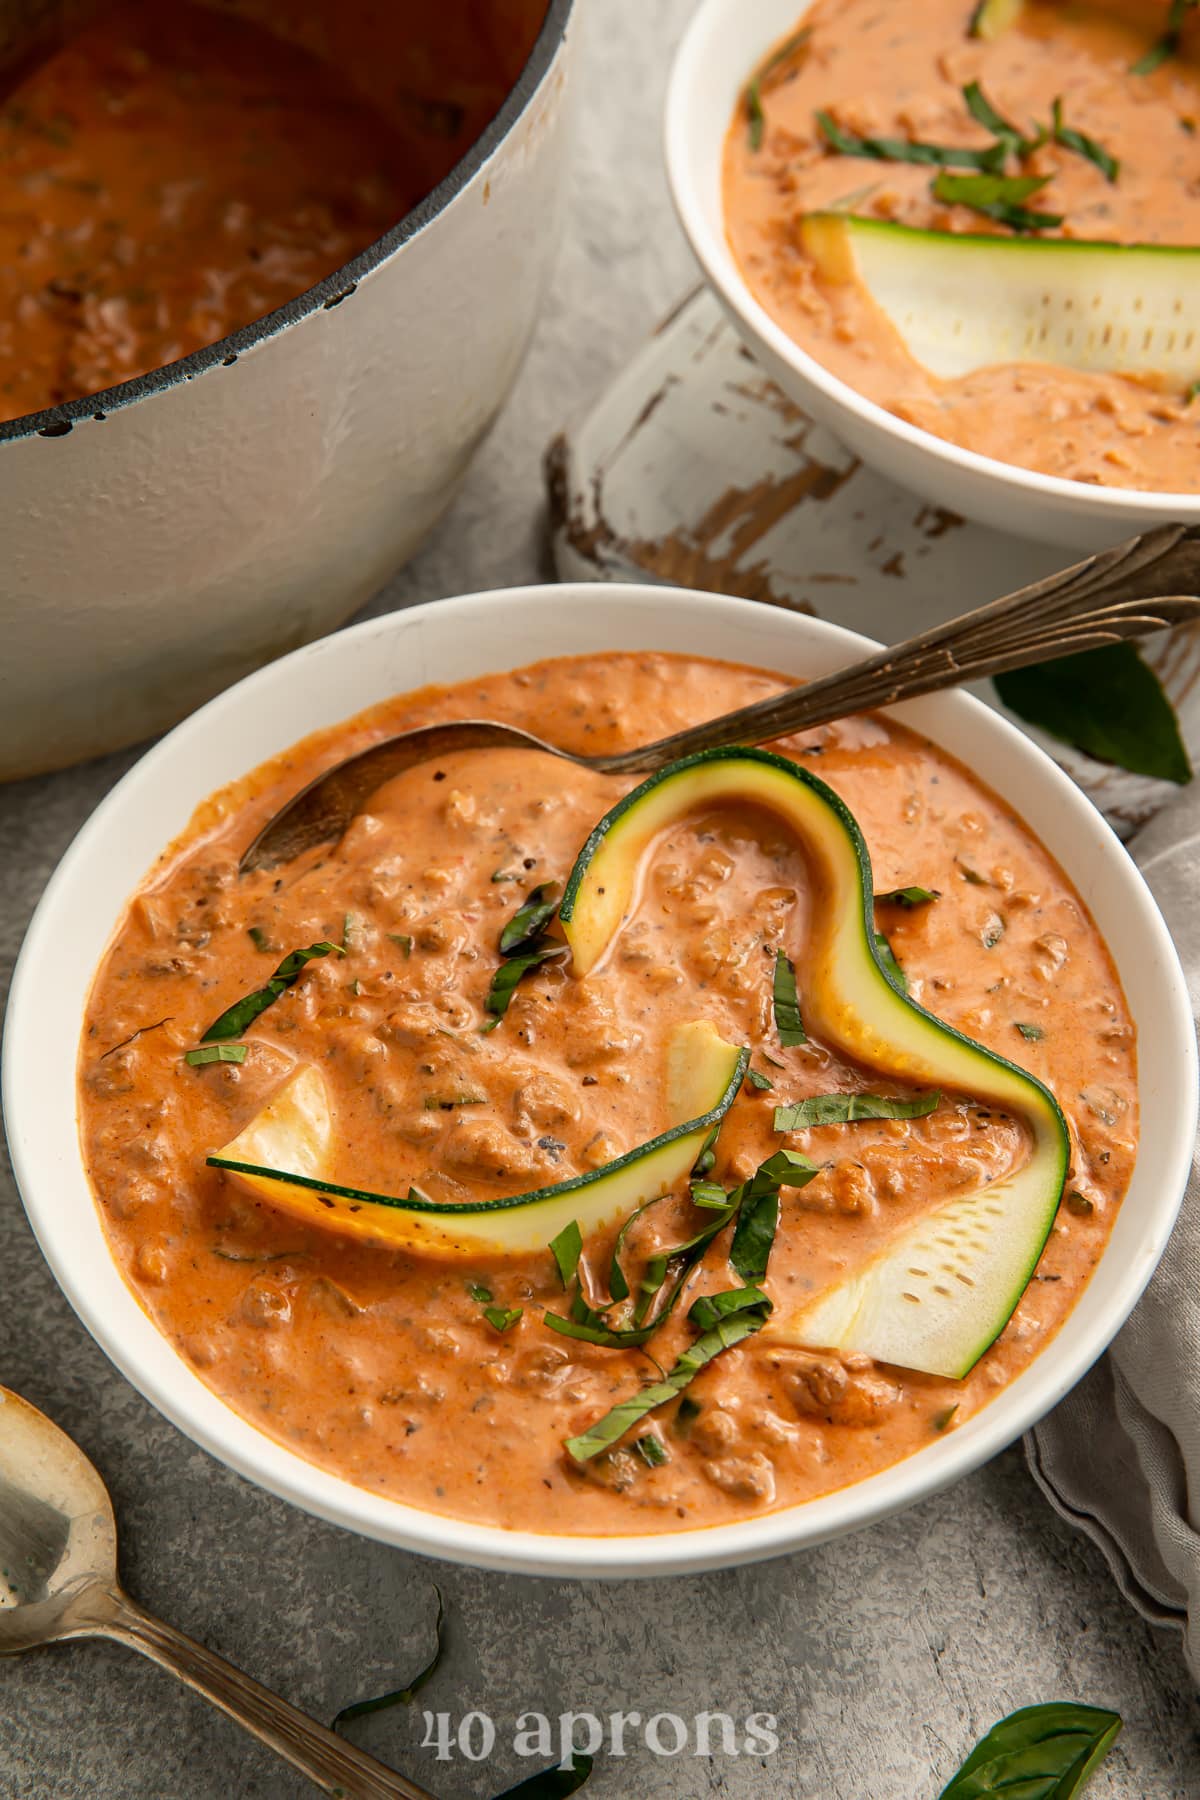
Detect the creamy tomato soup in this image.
<box><xmin>0</xmin><ymin>0</ymin><xmax>546</xmax><ymax>422</ymax></box>
<box><xmin>723</xmin><ymin>0</ymin><xmax>1200</xmax><ymax>491</ymax></box>
<box><xmin>78</xmin><ymin>654</ymin><xmax>1136</xmax><ymax>1535</ymax></box>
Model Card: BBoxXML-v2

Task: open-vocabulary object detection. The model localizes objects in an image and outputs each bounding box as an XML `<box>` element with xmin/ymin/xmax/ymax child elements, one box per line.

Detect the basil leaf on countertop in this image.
<box><xmin>201</xmin><ymin>940</ymin><xmax>343</xmax><ymax>1042</ymax></box>
<box><xmin>332</xmin><ymin>1590</ymin><xmax>445</xmax><ymax>1731</ymax></box>
<box><xmin>492</xmin><ymin>1755</ymin><xmax>593</xmax><ymax>1799</ymax></box>
<box><xmin>994</xmin><ymin>642</ymin><xmax>1192</xmax><ymax>785</ymax></box>
<box><xmin>499</xmin><ymin>882</ymin><xmax>560</xmax><ymax>956</ymax></box>
<box><xmin>772</xmin><ymin>948</ymin><xmax>806</xmax><ymax>1045</ymax></box>
<box><xmin>774</xmin><ymin>1090</ymin><xmax>940</xmax><ymax>1130</ymax></box>
<box><xmin>937</xmin><ymin>1701</ymin><xmax>1121</xmax><ymax>1798</ymax></box>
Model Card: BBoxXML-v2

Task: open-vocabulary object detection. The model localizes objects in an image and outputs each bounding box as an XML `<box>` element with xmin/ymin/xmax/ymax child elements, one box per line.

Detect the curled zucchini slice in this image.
<box><xmin>559</xmin><ymin>747</ymin><xmax>1070</xmax><ymax>1379</ymax></box>
<box><xmin>209</xmin><ymin>1020</ymin><xmax>747</xmax><ymax>1257</ymax></box>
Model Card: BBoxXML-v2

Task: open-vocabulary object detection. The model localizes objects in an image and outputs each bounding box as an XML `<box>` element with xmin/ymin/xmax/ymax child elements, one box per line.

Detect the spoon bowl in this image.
<box><xmin>0</xmin><ymin>1386</ymin><xmax>435</xmax><ymax>1797</ymax></box>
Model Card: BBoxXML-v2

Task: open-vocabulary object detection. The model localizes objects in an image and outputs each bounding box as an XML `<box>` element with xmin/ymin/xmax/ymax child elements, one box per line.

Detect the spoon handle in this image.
<box><xmin>93</xmin><ymin>1587</ymin><xmax>438</xmax><ymax>1800</ymax></box>
<box><xmin>600</xmin><ymin>522</ymin><xmax>1200</xmax><ymax>774</ymax></box>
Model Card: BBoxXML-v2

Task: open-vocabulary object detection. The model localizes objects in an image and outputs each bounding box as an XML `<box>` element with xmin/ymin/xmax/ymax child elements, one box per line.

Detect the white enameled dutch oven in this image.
<box><xmin>4</xmin><ymin>583</ymin><xmax>1195</xmax><ymax>1579</ymax></box>
<box><xmin>0</xmin><ymin>0</ymin><xmax>573</xmax><ymax>779</ymax></box>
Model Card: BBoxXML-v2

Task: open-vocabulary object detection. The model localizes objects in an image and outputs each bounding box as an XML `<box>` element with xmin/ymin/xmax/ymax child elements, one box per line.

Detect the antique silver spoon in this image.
<box><xmin>0</xmin><ymin>1386</ymin><xmax>437</xmax><ymax>1799</ymax></box>
<box><xmin>241</xmin><ymin>523</ymin><xmax>1200</xmax><ymax>872</ymax></box>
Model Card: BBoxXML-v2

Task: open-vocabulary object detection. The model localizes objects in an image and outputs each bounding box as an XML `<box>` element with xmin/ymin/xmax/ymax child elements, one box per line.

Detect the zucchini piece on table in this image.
<box><xmin>559</xmin><ymin>747</ymin><xmax>1070</xmax><ymax>1380</ymax></box>
<box><xmin>209</xmin><ymin>1020</ymin><xmax>747</xmax><ymax>1256</ymax></box>
<box><xmin>802</xmin><ymin>211</ymin><xmax>1200</xmax><ymax>386</ymax></box>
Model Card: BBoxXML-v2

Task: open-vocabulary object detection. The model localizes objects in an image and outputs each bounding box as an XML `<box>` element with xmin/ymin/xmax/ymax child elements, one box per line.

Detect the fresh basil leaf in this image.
<box><xmin>484</xmin><ymin>1305</ymin><xmax>522</xmax><ymax>1333</ymax></box>
<box><xmin>772</xmin><ymin>948</ymin><xmax>806</xmax><ymax>1045</ymax></box>
<box><xmin>341</xmin><ymin>912</ymin><xmax>357</xmax><ymax>951</ymax></box>
<box><xmin>746</xmin><ymin>1067</ymin><xmax>775</xmax><ymax>1091</ymax></box>
<box><xmin>817</xmin><ymin>109</ymin><xmax>1007</xmax><ymax>169</ymax></box>
<box><xmin>937</xmin><ymin>1702</ymin><xmax>1121</xmax><ymax>1798</ymax></box>
<box><xmin>550</xmin><ymin>1220</ymin><xmax>583</xmax><ymax>1288</ymax></box>
<box><xmin>995</xmin><ymin>642</ymin><xmax>1192</xmax><ymax>785</ymax></box>
<box><xmin>491</xmin><ymin>1755</ymin><xmax>593</xmax><ymax>1799</ymax></box>
<box><xmin>482</xmin><ymin>941</ymin><xmax>568</xmax><ymax>1030</ymax></box>
<box><xmin>499</xmin><ymin>882</ymin><xmax>560</xmax><ymax>956</ymax></box>
<box><xmin>674</xmin><ymin>1396</ymin><xmax>702</xmax><ymax>1435</ymax></box>
<box><xmin>874</xmin><ymin>930</ymin><xmax>909</xmax><ymax>992</ymax></box>
<box><xmin>185</xmin><ymin>1043</ymin><xmax>247</xmax><ymax>1067</ymax></box>
<box><xmin>632</xmin><ymin>1433</ymin><xmax>669</xmax><ymax>1467</ymax></box>
<box><xmin>1016</xmin><ymin>1021</ymin><xmax>1045</xmax><ymax>1041</ymax></box>
<box><xmin>932</xmin><ymin>169</ymin><xmax>1062</xmax><ymax>230</ymax></box>
<box><xmin>688</xmin><ymin>1285</ymin><xmax>772</xmax><ymax>1332</ymax></box>
<box><xmin>729</xmin><ymin>1189</ymin><xmax>780</xmax><ymax>1285</ymax></box>
<box><xmin>1131</xmin><ymin>0</ymin><xmax>1196</xmax><ymax>74</ymax></box>
<box><xmin>388</xmin><ymin>932</ymin><xmax>413</xmax><ymax>957</ymax></box>
<box><xmin>1050</xmin><ymin>96</ymin><xmax>1119</xmax><ymax>181</ymax></box>
<box><xmin>877</xmin><ymin>885</ymin><xmax>939</xmax><ymax>909</ymax></box>
<box><xmin>690</xmin><ymin>1178</ymin><xmax>732</xmax><ymax>1208</ymax></box>
<box><xmin>332</xmin><ymin>1590</ymin><xmax>445</xmax><ymax>1731</ymax></box>
<box><xmin>201</xmin><ymin>940</ymin><xmax>343</xmax><ymax>1042</ymax></box>
<box><xmin>247</xmin><ymin>926</ymin><xmax>272</xmax><ymax>953</ymax></box>
<box><xmin>933</xmin><ymin>1405</ymin><xmax>959</xmax><ymax>1432</ymax></box>
<box><xmin>564</xmin><ymin>1309</ymin><xmax>771</xmax><ymax>1462</ymax></box>
<box><xmin>961</xmin><ymin>80</ymin><xmax>1039</xmax><ymax>153</ymax></box>
<box><xmin>467</xmin><ymin>1281</ymin><xmax>493</xmax><ymax>1303</ymax></box>
<box><xmin>744</xmin><ymin>26</ymin><xmax>812</xmax><ymax>150</ymax></box>
<box><xmin>774</xmin><ymin>1090</ymin><xmax>939</xmax><ymax>1130</ymax></box>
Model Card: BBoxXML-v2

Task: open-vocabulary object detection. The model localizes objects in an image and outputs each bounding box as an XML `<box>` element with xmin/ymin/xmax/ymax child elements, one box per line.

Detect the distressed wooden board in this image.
<box><xmin>546</xmin><ymin>286</ymin><xmax>1200</xmax><ymax>837</ymax></box>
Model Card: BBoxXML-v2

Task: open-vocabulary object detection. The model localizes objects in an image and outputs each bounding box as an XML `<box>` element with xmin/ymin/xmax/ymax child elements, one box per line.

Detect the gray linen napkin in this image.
<box><xmin>1027</xmin><ymin>780</ymin><xmax>1200</xmax><ymax>1680</ymax></box>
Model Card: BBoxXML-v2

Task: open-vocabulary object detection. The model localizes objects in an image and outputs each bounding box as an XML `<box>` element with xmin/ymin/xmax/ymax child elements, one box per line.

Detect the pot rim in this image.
<box><xmin>0</xmin><ymin>0</ymin><xmax>573</xmax><ymax>450</ymax></box>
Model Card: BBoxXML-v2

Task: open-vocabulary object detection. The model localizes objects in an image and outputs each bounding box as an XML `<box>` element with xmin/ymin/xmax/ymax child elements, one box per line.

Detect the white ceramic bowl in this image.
<box><xmin>4</xmin><ymin>584</ymin><xmax>1195</xmax><ymax>1578</ymax></box>
<box><xmin>665</xmin><ymin>0</ymin><xmax>1200</xmax><ymax>550</ymax></box>
<box><xmin>0</xmin><ymin>0</ymin><xmax>573</xmax><ymax>780</ymax></box>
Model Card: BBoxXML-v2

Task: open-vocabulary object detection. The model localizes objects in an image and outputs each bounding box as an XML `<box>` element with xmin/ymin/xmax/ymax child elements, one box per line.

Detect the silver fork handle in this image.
<box><xmin>605</xmin><ymin>523</ymin><xmax>1200</xmax><ymax>774</ymax></box>
<box><xmin>71</xmin><ymin>1584</ymin><xmax>437</xmax><ymax>1800</ymax></box>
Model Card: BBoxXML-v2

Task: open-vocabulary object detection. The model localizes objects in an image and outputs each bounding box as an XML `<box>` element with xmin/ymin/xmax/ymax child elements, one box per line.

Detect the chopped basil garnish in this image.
<box><xmin>247</xmin><ymin>926</ymin><xmax>271</xmax><ymax>953</ymax></box>
<box><xmin>745</xmin><ymin>1066</ymin><xmax>775</xmax><ymax>1091</ymax></box>
<box><xmin>632</xmin><ymin>1433</ymin><xmax>669</xmax><ymax>1468</ymax></box>
<box><xmin>772</xmin><ymin>948</ymin><xmax>806</xmax><ymax>1045</ymax></box>
<box><xmin>744</xmin><ymin>25</ymin><xmax>812</xmax><ymax>150</ymax></box>
<box><xmin>1131</xmin><ymin>0</ymin><xmax>1197</xmax><ymax>75</ymax></box>
<box><xmin>341</xmin><ymin>912</ymin><xmax>357</xmax><ymax>951</ymax></box>
<box><xmin>673</xmin><ymin>1396</ymin><xmax>702</xmax><ymax>1435</ymax></box>
<box><xmin>933</xmin><ymin>1404</ymin><xmax>959</xmax><ymax>1432</ymax></box>
<box><xmin>690</xmin><ymin>1178</ymin><xmax>730</xmax><ymax>1209</ymax></box>
<box><xmin>688</xmin><ymin>1284</ymin><xmax>772</xmax><ymax>1332</ymax></box>
<box><xmin>499</xmin><ymin>882</ymin><xmax>560</xmax><ymax>956</ymax></box>
<box><xmin>482</xmin><ymin>942</ymin><xmax>568</xmax><ymax>1031</ymax></box>
<box><xmin>1066</xmin><ymin>1190</ymin><xmax>1095</xmax><ymax>1217</ymax></box>
<box><xmin>1050</xmin><ymin>96</ymin><xmax>1119</xmax><ymax>182</ymax></box>
<box><xmin>938</xmin><ymin>1703</ymin><xmax>1121</xmax><ymax>1798</ymax></box>
<box><xmin>931</xmin><ymin>169</ymin><xmax>1062</xmax><ymax>231</ymax></box>
<box><xmin>565</xmin><ymin>1308</ymin><xmax>770</xmax><ymax>1463</ymax></box>
<box><xmin>332</xmin><ymin>1590</ymin><xmax>445</xmax><ymax>1732</ymax></box>
<box><xmin>185</xmin><ymin>1043</ymin><xmax>247</xmax><ymax>1067</ymax></box>
<box><xmin>550</xmin><ymin>1219</ymin><xmax>583</xmax><ymax>1288</ymax></box>
<box><xmin>961</xmin><ymin>80</ymin><xmax>1040</xmax><ymax>156</ymax></box>
<box><xmin>817</xmin><ymin>109</ymin><xmax>1007</xmax><ymax>170</ymax></box>
<box><xmin>728</xmin><ymin>1184</ymin><xmax>780</xmax><ymax>1283</ymax></box>
<box><xmin>982</xmin><ymin>913</ymin><xmax>1006</xmax><ymax>949</ymax></box>
<box><xmin>774</xmin><ymin>1090</ymin><xmax>939</xmax><ymax>1130</ymax></box>
<box><xmin>491</xmin><ymin>869</ymin><xmax>523</xmax><ymax>883</ymax></box>
<box><xmin>388</xmin><ymin>932</ymin><xmax>413</xmax><ymax>957</ymax></box>
<box><xmin>876</xmin><ymin>885</ymin><xmax>939</xmax><ymax>909</ymax></box>
<box><xmin>468</xmin><ymin>1282</ymin><xmax>493</xmax><ymax>1303</ymax></box>
<box><xmin>1015</xmin><ymin>1021</ymin><xmax>1045</xmax><ymax>1041</ymax></box>
<box><xmin>873</xmin><ymin>930</ymin><xmax>908</xmax><ymax>992</ymax></box>
<box><xmin>483</xmin><ymin>1305</ymin><xmax>522</xmax><ymax>1333</ymax></box>
<box><xmin>200</xmin><ymin>940</ymin><xmax>342</xmax><ymax>1043</ymax></box>
<box><xmin>423</xmin><ymin>1092</ymin><xmax>487</xmax><ymax>1109</ymax></box>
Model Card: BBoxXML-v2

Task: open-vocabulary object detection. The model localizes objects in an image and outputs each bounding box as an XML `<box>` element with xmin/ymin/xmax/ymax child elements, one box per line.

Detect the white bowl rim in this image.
<box><xmin>4</xmin><ymin>581</ymin><xmax>1195</xmax><ymax>1580</ymax></box>
<box><xmin>0</xmin><ymin>0</ymin><xmax>574</xmax><ymax>450</ymax></box>
<box><xmin>664</xmin><ymin>0</ymin><xmax>1200</xmax><ymax>516</ymax></box>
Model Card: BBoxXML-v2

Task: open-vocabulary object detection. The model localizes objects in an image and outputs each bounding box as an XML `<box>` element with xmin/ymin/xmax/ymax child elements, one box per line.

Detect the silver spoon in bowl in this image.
<box><xmin>241</xmin><ymin>523</ymin><xmax>1200</xmax><ymax>873</ymax></box>
<box><xmin>0</xmin><ymin>1386</ymin><xmax>438</xmax><ymax>1799</ymax></box>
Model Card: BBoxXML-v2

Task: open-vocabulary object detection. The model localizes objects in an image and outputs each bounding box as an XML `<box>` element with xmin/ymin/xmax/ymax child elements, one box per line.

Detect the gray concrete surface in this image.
<box><xmin>2</xmin><ymin>2</ymin><xmax>1199</xmax><ymax>1795</ymax></box>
